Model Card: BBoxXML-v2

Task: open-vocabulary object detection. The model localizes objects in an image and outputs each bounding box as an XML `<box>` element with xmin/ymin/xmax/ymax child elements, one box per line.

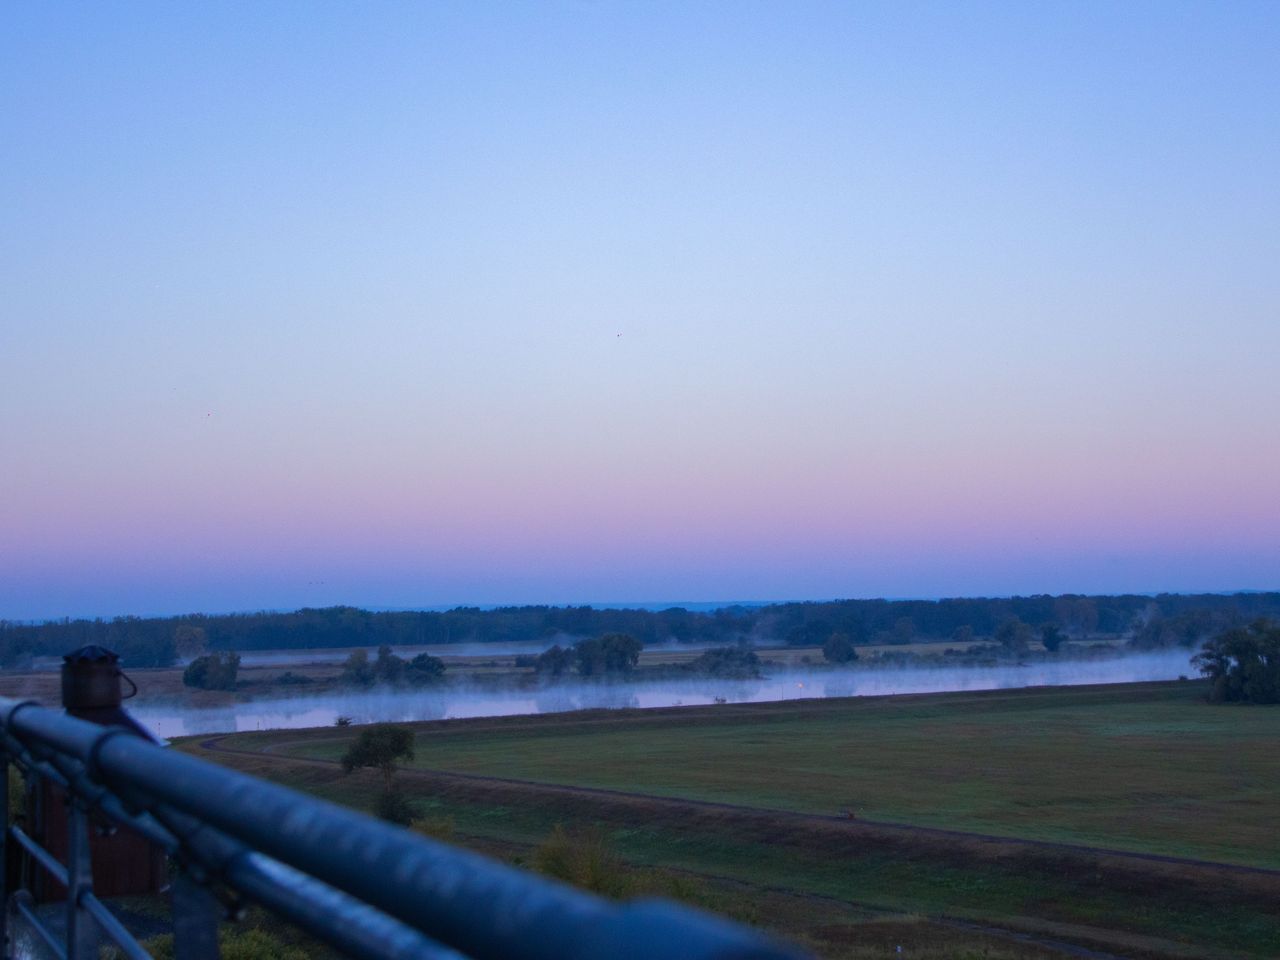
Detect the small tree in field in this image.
<box><xmin>341</xmin><ymin>724</ymin><xmax>415</xmax><ymax>790</ymax></box>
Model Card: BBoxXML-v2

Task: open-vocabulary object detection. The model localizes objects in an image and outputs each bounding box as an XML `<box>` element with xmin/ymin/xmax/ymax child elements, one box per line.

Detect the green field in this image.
<box><xmin>261</xmin><ymin>680</ymin><xmax>1280</xmax><ymax>868</ymax></box>
<box><xmin>199</xmin><ymin>681</ymin><xmax>1280</xmax><ymax>958</ymax></box>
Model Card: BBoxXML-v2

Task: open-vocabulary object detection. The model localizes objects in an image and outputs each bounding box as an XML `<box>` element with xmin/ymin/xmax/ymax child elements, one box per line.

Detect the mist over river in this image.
<box><xmin>130</xmin><ymin>649</ymin><xmax>1198</xmax><ymax>739</ymax></box>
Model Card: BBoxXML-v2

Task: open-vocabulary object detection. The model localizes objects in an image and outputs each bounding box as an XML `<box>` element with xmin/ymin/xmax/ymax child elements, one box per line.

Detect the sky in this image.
<box><xmin>3</xmin><ymin>1</ymin><xmax>1279</xmax><ymax>620</ymax></box>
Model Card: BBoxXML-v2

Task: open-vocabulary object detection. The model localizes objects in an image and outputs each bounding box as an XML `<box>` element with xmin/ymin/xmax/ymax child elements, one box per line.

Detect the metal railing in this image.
<box><xmin>0</xmin><ymin>697</ymin><xmax>802</xmax><ymax>960</ymax></box>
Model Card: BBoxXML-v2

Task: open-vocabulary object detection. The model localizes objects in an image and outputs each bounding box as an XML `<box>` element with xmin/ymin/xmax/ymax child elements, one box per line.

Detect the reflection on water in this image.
<box><xmin>130</xmin><ymin>649</ymin><xmax>1197</xmax><ymax>739</ymax></box>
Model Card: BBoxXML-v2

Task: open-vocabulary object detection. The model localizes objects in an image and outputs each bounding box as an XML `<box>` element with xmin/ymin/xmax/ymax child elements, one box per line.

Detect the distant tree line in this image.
<box><xmin>339</xmin><ymin>646</ymin><xmax>446</xmax><ymax>687</ymax></box>
<box><xmin>4</xmin><ymin>592</ymin><xmax>1280</xmax><ymax>669</ymax></box>
<box><xmin>516</xmin><ymin>633</ymin><xmax>643</xmax><ymax>678</ymax></box>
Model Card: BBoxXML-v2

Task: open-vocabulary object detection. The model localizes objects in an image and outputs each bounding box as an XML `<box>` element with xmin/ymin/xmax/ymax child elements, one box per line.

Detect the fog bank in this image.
<box><xmin>130</xmin><ymin>649</ymin><xmax>1198</xmax><ymax>739</ymax></box>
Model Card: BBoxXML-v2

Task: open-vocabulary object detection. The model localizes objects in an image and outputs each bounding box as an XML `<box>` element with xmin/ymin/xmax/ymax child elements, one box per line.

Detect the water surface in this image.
<box><xmin>130</xmin><ymin>649</ymin><xmax>1197</xmax><ymax>738</ymax></box>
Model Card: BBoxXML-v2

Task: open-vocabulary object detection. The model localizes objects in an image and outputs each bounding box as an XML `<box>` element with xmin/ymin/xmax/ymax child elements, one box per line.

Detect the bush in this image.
<box><xmin>405</xmin><ymin>652</ymin><xmax>446</xmax><ymax>684</ymax></box>
<box><xmin>374</xmin><ymin>645</ymin><xmax>405</xmax><ymax>683</ymax></box>
<box><xmin>182</xmin><ymin>652</ymin><xmax>240</xmax><ymax>690</ymax></box>
<box><xmin>533</xmin><ymin>826</ymin><xmax>631</xmax><ymax>898</ymax></box>
<box><xmin>687</xmin><ymin>646</ymin><xmax>761</xmax><ymax>678</ymax></box>
<box><xmin>1040</xmin><ymin>624</ymin><xmax>1065</xmax><ymax>652</ymax></box>
<box><xmin>139</xmin><ymin>928</ymin><xmax>310</xmax><ymax>960</ymax></box>
<box><xmin>340</xmin><ymin>649</ymin><xmax>375</xmax><ymax>685</ymax></box>
<box><xmin>274</xmin><ymin>670</ymin><xmax>314</xmax><ymax>685</ymax></box>
<box><xmin>822</xmin><ymin>633</ymin><xmax>858</xmax><ymax>664</ymax></box>
<box><xmin>575</xmin><ymin>634</ymin><xmax>643</xmax><ymax>676</ymax></box>
<box><xmin>532</xmin><ymin>644</ymin><xmax>575</xmax><ymax>677</ymax></box>
<box><xmin>375</xmin><ymin>785</ymin><xmax>416</xmax><ymax>825</ymax></box>
<box><xmin>994</xmin><ymin>618</ymin><xmax>1033</xmax><ymax>655</ymax></box>
<box><xmin>341</xmin><ymin>647</ymin><xmax>444</xmax><ymax>686</ymax></box>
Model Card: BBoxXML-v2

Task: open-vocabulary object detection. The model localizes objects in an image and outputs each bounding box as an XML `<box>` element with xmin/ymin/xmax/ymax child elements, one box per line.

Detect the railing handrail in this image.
<box><xmin>0</xmin><ymin>697</ymin><xmax>803</xmax><ymax>960</ymax></box>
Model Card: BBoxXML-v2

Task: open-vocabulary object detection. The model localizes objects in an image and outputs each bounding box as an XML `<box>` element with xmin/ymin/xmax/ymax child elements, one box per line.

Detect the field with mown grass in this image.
<box><xmin>191</xmin><ymin>681</ymin><xmax>1280</xmax><ymax>959</ymax></box>
<box><xmin>238</xmin><ymin>680</ymin><xmax>1280</xmax><ymax>868</ymax></box>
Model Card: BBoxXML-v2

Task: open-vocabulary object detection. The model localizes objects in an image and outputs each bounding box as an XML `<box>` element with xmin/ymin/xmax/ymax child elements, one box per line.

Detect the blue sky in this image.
<box><xmin>3</xmin><ymin>2</ymin><xmax>1278</xmax><ymax>619</ymax></box>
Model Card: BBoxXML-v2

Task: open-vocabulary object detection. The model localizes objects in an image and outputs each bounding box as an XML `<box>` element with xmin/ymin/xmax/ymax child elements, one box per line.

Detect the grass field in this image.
<box><xmin>194</xmin><ymin>681</ymin><xmax>1280</xmax><ymax>959</ymax></box>
<box><xmin>244</xmin><ymin>680</ymin><xmax>1280</xmax><ymax>868</ymax></box>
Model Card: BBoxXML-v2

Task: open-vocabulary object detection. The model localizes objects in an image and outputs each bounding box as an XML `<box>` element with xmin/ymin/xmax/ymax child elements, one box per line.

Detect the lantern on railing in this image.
<box><xmin>28</xmin><ymin>646</ymin><xmax>166</xmax><ymax>900</ymax></box>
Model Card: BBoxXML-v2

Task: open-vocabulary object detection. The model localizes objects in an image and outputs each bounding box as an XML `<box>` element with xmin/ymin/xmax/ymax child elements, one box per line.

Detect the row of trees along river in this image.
<box><xmin>4</xmin><ymin>592</ymin><xmax>1280</xmax><ymax>669</ymax></box>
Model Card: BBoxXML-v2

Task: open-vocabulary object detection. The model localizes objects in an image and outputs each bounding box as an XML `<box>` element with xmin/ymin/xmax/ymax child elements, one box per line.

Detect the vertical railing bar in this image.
<box><xmin>11</xmin><ymin>890</ymin><xmax>69</xmax><ymax>960</ymax></box>
<box><xmin>80</xmin><ymin>891</ymin><xmax>154</xmax><ymax>960</ymax></box>
<box><xmin>66</xmin><ymin>800</ymin><xmax>98</xmax><ymax>960</ymax></box>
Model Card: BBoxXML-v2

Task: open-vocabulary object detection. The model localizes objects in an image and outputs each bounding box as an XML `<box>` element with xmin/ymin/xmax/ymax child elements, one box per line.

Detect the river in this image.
<box><xmin>129</xmin><ymin>648</ymin><xmax>1199</xmax><ymax>738</ymax></box>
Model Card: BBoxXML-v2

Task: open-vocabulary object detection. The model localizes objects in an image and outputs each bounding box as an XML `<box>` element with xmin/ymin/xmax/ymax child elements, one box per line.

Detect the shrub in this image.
<box><xmin>374</xmin><ymin>785</ymin><xmax>416</xmax><ymax>825</ymax></box>
<box><xmin>138</xmin><ymin>928</ymin><xmax>310</xmax><ymax>960</ymax></box>
<box><xmin>340</xmin><ymin>649</ymin><xmax>375</xmax><ymax>685</ymax></box>
<box><xmin>533</xmin><ymin>645</ymin><xmax>574</xmax><ymax>677</ymax></box>
<box><xmin>182</xmin><ymin>652</ymin><xmax>240</xmax><ymax>690</ymax></box>
<box><xmin>822</xmin><ymin>633</ymin><xmax>858</xmax><ymax>664</ymax></box>
<box><xmin>533</xmin><ymin>826</ymin><xmax>631</xmax><ymax>898</ymax></box>
<box><xmin>405</xmin><ymin>652</ymin><xmax>446</xmax><ymax>684</ymax></box>
<box><xmin>687</xmin><ymin>646</ymin><xmax>761</xmax><ymax>678</ymax></box>
<box><xmin>575</xmin><ymin>634</ymin><xmax>643</xmax><ymax>676</ymax></box>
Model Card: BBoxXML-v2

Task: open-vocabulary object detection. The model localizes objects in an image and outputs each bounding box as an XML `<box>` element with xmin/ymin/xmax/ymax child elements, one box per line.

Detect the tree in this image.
<box><xmin>575</xmin><ymin>634</ymin><xmax>642</xmax><ymax>676</ymax></box>
<box><xmin>172</xmin><ymin>624</ymin><xmax>208</xmax><ymax>659</ymax></box>
<box><xmin>995</xmin><ymin>618</ymin><xmax>1033</xmax><ymax>655</ymax></box>
<box><xmin>341</xmin><ymin>724</ymin><xmax>415</xmax><ymax>789</ymax></box>
<box><xmin>182</xmin><ymin>652</ymin><xmax>240</xmax><ymax>690</ymax></box>
<box><xmin>891</xmin><ymin>617</ymin><xmax>915</xmax><ymax>645</ymax></box>
<box><xmin>1132</xmin><ymin>609</ymin><xmax>1230</xmax><ymax>649</ymax></box>
<box><xmin>374</xmin><ymin>645</ymin><xmax>405</xmax><ymax>683</ymax></box>
<box><xmin>533</xmin><ymin>644</ymin><xmax>575</xmax><ymax>677</ymax></box>
<box><xmin>405</xmin><ymin>652</ymin><xmax>446</xmax><ymax>684</ymax></box>
<box><xmin>340</xmin><ymin>649</ymin><xmax>375</xmax><ymax>686</ymax></box>
<box><xmin>1054</xmin><ymin>597</ymin><xmax>1098</xmax><ymax>639</ymax></box>
<box><xmin>1040</xmin><ymin>624</ymin><xmax>1065</xmax><ymax>653</ymax></box>
<box><xmin>822</xmin><ymin>632</ymin><xmax>859</xmax><ymax>664</ymax></box>
<box><xmin>687</xmin><ymin>646</ymin><xmax>761</xmax><ymax>678</ymax></box>
<box><xmin>785</xmin><ymin>619</ymin><xmax>833</xmax><ymax>647</ymax></box>
<box><xmin>1193</xmin><ymin>620</ymin><xmax>1280</xmax><ymax>704</ymax></box>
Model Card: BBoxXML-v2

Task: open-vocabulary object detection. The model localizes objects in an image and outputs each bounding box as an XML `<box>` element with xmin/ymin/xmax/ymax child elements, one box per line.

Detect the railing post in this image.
<box><xmin>66</xmin><ymin>799</ymin><xmax>98</xmax><ymax>960</ymax></box>
<box><xmin>172</xmin><ymin>867</ymin><xmax>222</xmax><ymax>960</ymax></box>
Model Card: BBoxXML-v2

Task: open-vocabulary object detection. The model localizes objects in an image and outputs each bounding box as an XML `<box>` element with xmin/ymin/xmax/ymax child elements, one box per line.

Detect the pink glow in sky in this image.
<box><xmin>3</xmin><ymin>3</ymin><xmax>1279</xmax><ymax>618</ymax></box>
